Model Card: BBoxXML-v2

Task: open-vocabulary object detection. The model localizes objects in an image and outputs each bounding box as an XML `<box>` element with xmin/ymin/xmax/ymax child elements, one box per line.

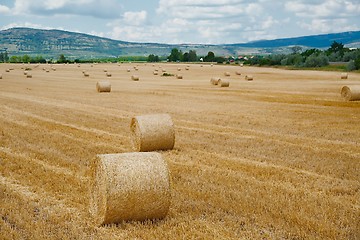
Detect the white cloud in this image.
<box><xmin>298</xmin><ymin>18</ymin><xmax>359</xmax><ymax>33</ymax></box>
<box><xmin>0</xmin><ymin>5</ymin><xmax>11</xmax><ymax>14</ymax></box>
<box><xmin>123</xmin><ymin>11</ymin><xmax>147</xmax><ymax>26</ymax></box>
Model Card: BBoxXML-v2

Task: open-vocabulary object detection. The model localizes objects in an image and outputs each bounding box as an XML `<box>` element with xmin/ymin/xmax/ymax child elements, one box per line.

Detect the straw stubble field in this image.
<box><xmin>0</xmin><ymin>62</ymin><xmax>359</xmax><ymax>239</ymax></box>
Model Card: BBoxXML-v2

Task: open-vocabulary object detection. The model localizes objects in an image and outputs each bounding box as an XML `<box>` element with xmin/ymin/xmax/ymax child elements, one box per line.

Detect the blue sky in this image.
<box><xmin>0</xmin><ymin>0</ymin><xmax>360</xmax><ymax>44</ymax></box>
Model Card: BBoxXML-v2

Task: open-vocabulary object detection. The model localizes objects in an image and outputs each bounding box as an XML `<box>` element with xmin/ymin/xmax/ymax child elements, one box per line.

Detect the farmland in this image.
<box><xmin>0</xmin><ymin>62</ymin><xmax>359</xmax><ymax>239</ymax></box>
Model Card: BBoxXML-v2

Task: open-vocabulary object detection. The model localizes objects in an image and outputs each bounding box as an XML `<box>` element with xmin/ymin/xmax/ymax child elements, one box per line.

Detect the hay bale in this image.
<box><xmin>131</xmin><ymin>75</ymin><xmax>139</xmax><ymax>81</ymax></box>
<box><xmin>130</xmin><ymin>114</ymin><xmax>175</xmax><ymax>152</ymax></box>
<box><xmin>245</xmin><ymin>75</ymin><xmax>253</xmax><ymax>81</ymax></box>
<box><xmin>46</xmin><ymin>69</ymin><xmax>50</xmax><ymax>73</ymax></box>
<box><xmin>103</xmin><ymin>69</ymin><xmax>108</xmax><ymax>72</ymax></box>
<box><xmin>218</xmin><ymin>79</ymin><xmax>229</xmax><ymax>87</ymax></box>
<box><xmin>23</xmin><ymin>71</ymin><xmax>28</xmax><ymax>75</ymax></box>
<box><xmin>153</xmin><ymin>71</ymin><xmax>159</xmax><ymax>75</ymax></box>
<box><xmin>5</xmin><ymin>69</ymin><xmax>10</xmax><ymax>72</ymax></box>
<box><xmin>176</xmin><ymin>74</ymin><xmax>183</xmax><ymax>79</ymax></box>
<box><xmin>89</xmin><ymin>152</ymin><xmax>171</xmax><ymax>225</ymax></box>
<box><xmin>83</xmin><ymin>72</ymin><xmax>90</xmax><ymax>77</ymax></box>
<box><xmin>0</xmin><ymin>74</ymin><xmax>2</xmax><ymax>79</ymax></box>
<box><xmin>341</xmin><ymin>85</ymin><xmax>360</xmax><ymax>101</ymax></box>
<box><xmin>185</xmin><ymin>67</ymin><xmax>190</xmax><ymax>70</ymax></box>
<box><xmin>106</xmin><ymin>72</ymin><xmax>112</xmax><ymax>77</ymax></box>
<box><xmin>127</xmin><ymin>69</ymin><xmax>131</xmax><ymax>72</ymax></box>
<box><xmin>240</xmin><ymin>63</ymin><xmax>244</xmax><ymax>67</ymax></box>
<box><xmin>341</xmin><ymin>73</ymin><xmax>348</xmax><ymax>79</ymax></box>
<box><xmin>235</xmin><ymin>71</ymin><xmax>241</xmax><ymax>75</ymax></box>
<box><xmin>224</xmin><ymin>72</ymin><xmax>230</xmax><ymax>76</ymax></box>
<box><xmin>162</xmin><ymin>69</ymin><xmax>166</xmax><ymax>72</ymax></box>
<box><xmin>177</xmin><ymin>68</ymin><xmax>181</xmax><ymax>71</ymax></box>
<box><xmin>210</xmin><ymin>77</ymin><xmax>221</xmax><ymax>85</ymax></box>
<box><xmin>96</xmin><ymin>81</ymin><xmax>111</xmax><ymax>93</ymax></box>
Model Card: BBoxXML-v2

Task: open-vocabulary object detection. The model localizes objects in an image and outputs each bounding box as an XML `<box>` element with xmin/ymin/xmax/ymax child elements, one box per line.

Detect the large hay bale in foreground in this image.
<box><xmin>341</xmin><ymin>73</ymin><xmax>348</xmax><ymax>79</ymax></box>
<box><xmin>130</xmin><ymin>114</ymin><xmax>175</xmax><ymax>152</ymax></box>
<box><xmin>245</xmin><ymin>75</ymin><xmax>253</xmax><ymax>81</ymax></box>
<box><xmin>218</xmin><ymin>79</ymin><xmax>229</xmax><ymax>87</ymax></box>
<box><xmin>131</xmin><ymin>75</ymin><xmax>139</xmax><ymax>81</ymax></box>
<box><xmin>89</xmin><ymin>152</ymin><xmax>171</xmax><ymax>226</ymax></box>
<box><xmin>210</xmin><ymin>77</ymin><xmax>221</xmax><ymax>85</ymax></box>
<box><xmin>96</xmin><ymin>81</ymin><xmax>111</xmax><ymax>93</ymax></box>
<box><xmin>341</xmin><ymin>85</ymin><xmax>360</xmax><ymax>101</ymax></box>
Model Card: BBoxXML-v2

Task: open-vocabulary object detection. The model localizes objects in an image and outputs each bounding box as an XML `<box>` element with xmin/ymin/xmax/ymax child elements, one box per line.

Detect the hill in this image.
<box><xmin>0</xmin><ymin>27</ymin><xmax>360</xmax><ymax>59</ymax></box>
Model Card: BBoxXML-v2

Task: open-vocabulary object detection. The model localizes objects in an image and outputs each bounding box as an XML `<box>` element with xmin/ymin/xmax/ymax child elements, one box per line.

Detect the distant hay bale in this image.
<box><xmin>127</xmin><ymin>69</ymin><xmax>131</xmax><ymax>72</ymax></box>
<box><xmin>218</xmin><ymin>79</ymin><xmax>229</xmax><ymax>87</ymax></box>
<box><xmin>224</xmin><ymin>72</ymin><xmax>230</xmax><ymax>76</ymax></box>
<box><xmin>235</xmin><ymin>71</ymin><xmax>241</xmax><ymax>75</ymax></box>
<box><xmin>96</xmin><ymin>81</ymin><xmax>111</xmax><ymax>93</ymax></box>
<box><xmin>130</xmin><ymin>114</ymin><xmax>175</xmax><ymax>152</ymax></box>
<box><xmin>341</xmin><ymin>85</ymin><xmax>360</xmax><ymax>101</ymax></box>
<box><xmin>106</xmin><ymin>72</ymin><xmax>112</xmax><ymax>77</ymax></box>
<box><xmin>211</xmin><ymin>64</ymin><xmax>213</xmax><ymax>67</ymax></box>
<box><xmin>52</xmin><ymin>67</ymin><xmax>56</xmax><ymax>71</ymax></box>
<box><xmin>341</xmin><ymin>73</ymin><xmax>348</xmax><ymax>79</ymax></box>
<box><xmin>46</xmin><ymin>69</ymin><xmax>50</xmax><ymax>73</ymax></box>
<box><xmin>176</xmin><ymin>74</ymin><xmax>183</xmax><ymax>79</ymax></box>
<box><xmin>153</xmin><ymin>71</ymin><xmax>159</xmax><ymax>75</ymax></box>
<box><xmin>245</xmin><ymin>75</ymin><xmax>253</xmax><ymax>81</ymax></box>
<box><xmin>26</xmin><ymin>73</ymin><xmax>32</xmax><ymax>78</ymax></box>
<box><xmin>240</xmin><ymin>63</ymin><xmax>244</xmax><ymax>67</ymax></box>
<box><xmin>210</xmin><ymin>77</ymin><xmax>220</xmax><ymax>85</ymax></box>
<box><xmin>0</xmin><ymin>74</ymin><xmax>2</xmax><ymax>79</ymax></box>
<box><xmin>89</xmin><ymin>152</ymin><xmax>171</xmax><ymax>226</ymax></box>
<box><xmin>5</xmin><ymin>69</ymin><xmax>10</xmax><ymax>72</ymax></box>
<box><xmin>162</xmin><ymin>69</ymin><xmax>166</xmax><ymax>72</ymax></box>
<box><xmin>103</xmin><ymin>69</ymin><xmax>108</xmax><ymax>72</ymax></box>
<box><xmin>177</xmin><ymin>68</ymin><xmax>181</xmax><ymax>71</ymax></box>
<box><xmin>131</xmin><ymin>75</ymin><xmax>139</xmax><ymax>81</ymax></box>
<box><xmin>185</xmin><ymin>66</ymin><xmax>190</xmax><ymax>70</ymax></box>
<box><xmin>83</xmin><ymin>72</ymin><xmax>90</xmax><ymax>77</ymax></box>
<box><xmin>23</xmin><ymin>71</ymin><xmax>28</xmax><ymax>75</ymax></box>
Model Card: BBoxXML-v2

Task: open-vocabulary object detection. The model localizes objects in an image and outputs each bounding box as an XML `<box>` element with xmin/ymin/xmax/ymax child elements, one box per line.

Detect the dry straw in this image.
<box><xmin>131</xmin><ymin>75</ymin><xmax>139</xmax><ymax>81</ymax></box>
<box><xmin>224</xmin><ymin>72</ymin><xmax>230</xmax><ymax>76</ymax></box>
<box><xmin>130</xmin><ymin>113</ymin><xmax>175</xmax><ymax>152</ymax></box>
<box><xmin>96</xmin><ymin>81</ymin><xmax>111</xmax><ymax>93</ymax></box>
<box><xmin>245</xmin><ymin>75</ymin><xmax>253</xmax><ymax>81</ymax></box>
<box><xmin>341</xmin><ymin>73</ymin><xmax>348</xmax><ymax>79</ymax></box>
<box><xmin>218</xmin><ymin>79</ymin><xmax>229</xmax><ymax>87</ymax></box>
<box><xmin>341</xmin><ymin>85</ymin><xmax>360</xmax><ymax>101</ymax></box>
<box><xmin>210</xmin><ymin>77</ymin><xmax>220</xmax><ymax>85</ymax></box>
<box><xmin>89</xmin><ymin>152</ymin><xmax>171</xmax><ymax>226</ymax></box>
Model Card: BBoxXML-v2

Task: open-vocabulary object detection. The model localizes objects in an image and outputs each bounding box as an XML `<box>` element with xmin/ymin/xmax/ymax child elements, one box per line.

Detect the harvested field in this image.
<box><xmin>0</xmin><ymin>62</ymin><xmax>360</xmax><ymax>239</ymax></box>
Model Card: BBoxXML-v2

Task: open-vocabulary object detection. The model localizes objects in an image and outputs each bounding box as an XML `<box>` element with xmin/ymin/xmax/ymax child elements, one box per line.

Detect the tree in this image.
<box><xmin>290</xmin><ymin>46</ymin><xmax>302</xmax><ymax>54</ymax></box>
<box><xmin>147</xmin><ymin>54</ymin><xmax>159</xmax><ymax>62</ymax></box>
<box><xmin>204</xmin><ymin>51</ymin><xmax>215</xmax><ymax>62</ymax></box>
<box><xmin>58</xmin><ymin>54</ymin><xmax>67</xmax><ymax>63</ymax></box>
<box><xmin>328</xmin><ymin>41</ymin><xmax>344</xmax><ymax>54</ymax></box>
<box><xmin>182</xmin><ymin>52</ymin><xmax>189</xmax><ymax>62</ymax></box>
<box><xmin>188</xmin><ymin>50</ymin><xmax>197</xmax><ymax>62</ymax></box>
<box><xmin>22</xmin><ymin>55</ymin><xmax>31</xmax><ymax>63</ymax></box>
<box><xmin>168</xmin><ymin>48</ymin><xmax>182</xmax><ymax>62</ymax></box>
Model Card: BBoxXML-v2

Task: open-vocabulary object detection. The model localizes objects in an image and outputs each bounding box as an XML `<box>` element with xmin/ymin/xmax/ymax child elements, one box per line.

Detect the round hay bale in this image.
<box><xmin>52</xmin><ymin>67</ymin><xmax>56</xmax><ymax>71</ymax></box>
<box><xmin>341</xmin><ymin>85</ymin><xmax>360</xmax><ymax>101</ymax></box>
<box><xmin>46</xmin><ymin>69</ymin><xmax>50</xmax><ymax>73</ymax></box>
<box><xmin>211</xmin><ymin>64</ymin><xmax>213</xmax><ymax>67</ymax></box>
<box><xmin>131</xmin><ymin>75</ymin><xmax>139</xmax><ymax>81</ymax></box>
<box><xmin>240</xmin><ymin>63</ymin><xmax>244</xmax><ymax>67</ymax></box>
<box><xmin>5</xmin><ymin>69</ymin><xmax>10</xmax><ymax>72</ymax></box>
<box><xmin>103</xmin><ymin>69</ymin><xmax>108</xmax><ymax>72</ymax></box>
<box><xmin>218</xmin><ymin>79</ymin><xmax>229</xmax><ymax>87</ymax></box>
<box><xmin>0</xmin><ymin>74</ymin><xmax>2</xmax><ymax>79</ymax></box>
<box><xmin>341</xmin><ymin>73</ymin><xmax>348</xmax><ymax>79</ymax></box>
<box><xmin>153</xmin><ymin>71</ymin><xmax>159</xmax><ymax>75</ymax></box>
<box><xmin>210</xmin><ymin>77</ymin><xmax>220</xmax><ymax>85</ymax></box>
<box><xmin>127</xmin><ymin>69</ymin><xmax>131</xmax><ymax>72</ymax></box>
<box><xmin>130</xmin><ymin>114</ymin><xmax>175</xmax><ymax>152</ymax></box>
<box><xmin>176</xmin><ymin>74</ymin><xmax>183</xmax><ymax>79</ymax></box>
<box><xmin>96</xmin><ymin>81</ymin><xmax>111</xmax><ymax>93</ymax></box>
<box><xmin>89</xmin><ymin>152</ymin><xmax>171</xmax><ymax>226</ymax></box>
<box><xmin>224</xmin><ymin>72</ymin><xmax>230</xmax><ymax>76</ymax></box>
<box><xmin>177</xmin><ymin>68</ymin><xmax>181</xmax><ymax>71</ymax></box>
<box><xmin>245</xmin><ymin>75</ymin><xmax>253</xmax><ymax>81</ymax></box>
<box><xmin>162</xmin><ymin>69</ymin><xmax>166</xmax><ymax>72</ymax></box>
<box><xmin>106</xmin><ymin>72</ymin><xmax>112</xmax><ymax>77</ymax></box>
<box><xmin>26</xmin><ymin>73</ymin><xmax>32</xmax><ymax>78</ymax></box>
<box><xmin>23</xmin><ymin>71</ymin><xmax>28</xmax><ymax>75</ymax></box>
<box><xmin>235</xmin><ymin>71</ymin><xmax>241</xmax><ymax>75</ymax></box>
<box><xmin>83</xmin><ymin>72</ymin><xmax>90</xmax><ymax>77</ymax></box>
<box><xmin>185</xmin><ymin>67</ymin><xmax>190</xmax><ymax>70</ymax></box>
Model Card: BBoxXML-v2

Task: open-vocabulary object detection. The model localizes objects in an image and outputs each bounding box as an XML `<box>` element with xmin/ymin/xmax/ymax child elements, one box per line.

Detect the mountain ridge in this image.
<box><xmin>1</xmin><ymin>27</ymin><xmax>360</xmax><ymax>59</ymax></box>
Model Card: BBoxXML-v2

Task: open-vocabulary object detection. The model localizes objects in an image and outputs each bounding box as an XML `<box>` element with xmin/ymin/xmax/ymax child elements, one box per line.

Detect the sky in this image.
<box><xmin>0</xmin><ymin>0</ymin><xmax>360</xmax><ymax>44</ymax></box>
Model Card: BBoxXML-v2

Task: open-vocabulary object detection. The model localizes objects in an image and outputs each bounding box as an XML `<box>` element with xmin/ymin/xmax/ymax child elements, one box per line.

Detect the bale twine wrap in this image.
<box><xmin>341</xmin><ymin>73</ymin><xmax>348</xmax><ymax>79</ymax></box>
<box><xmin>245</xmin><ymin>75</ymin><xmax>253</xmax><ymax>81</ymax></box>
<box><xmin>210</xmin><ymin>77</ymin><xmax>221</xmax><ymax>85</ymax></box>
<box><xmin>89</xmin><ymin>152</ymin><xmax>171</xmax><ymax>225</ymax></box>
<box><xmin>131</xmin><ymin>75</ymin><xmax>139</xmax><ymax>81</ymax></box>
<box><xmin>96</xmin><ymin>81</ymin><xmax>111</xmax><ymax>93</ymax></box>
<box><xmin>224</xmin><ymin>72</ymin><xmax>230</xmax><ymax>76</ymax></box>
<box><xmin>131</xmin><ymin>114</ymin><xmax>175</xmax><ymax>152</ymax></box>
<box><xmin>218</xmin><ymin>79</ymin><xmax>229</xmax><ymax>87</ymax></box>
<box><xmin>176</xmin><ymin>74</ymin><xmax>183</xmax><ymax>79</ymax></box>
<box><xmin>341</xmin><ymin>85</ymin><xmax>360</xmax><ymax>101</ymax></box>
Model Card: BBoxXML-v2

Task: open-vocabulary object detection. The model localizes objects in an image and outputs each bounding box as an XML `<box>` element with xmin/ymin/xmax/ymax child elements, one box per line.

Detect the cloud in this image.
<box><xmin>10</xmin><ymin>0</ymin><xmax>123</xmax><ymax>18</ymax></box>
<box><xmin>0</xmin><ymin>5</ymin><xmax>11</xmax><ymax>14</ymax></box>
<box><xmin>123</xmin><ymin>11</ymin><xmax>147</xmax><ymax>26</ymax></box>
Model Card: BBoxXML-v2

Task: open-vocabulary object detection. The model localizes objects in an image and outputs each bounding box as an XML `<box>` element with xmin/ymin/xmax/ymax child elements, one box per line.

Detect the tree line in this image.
<box><xmin>147</xmin><ymin>49</ymin><xmax>226</xmax><ymax>63</ymax></box>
